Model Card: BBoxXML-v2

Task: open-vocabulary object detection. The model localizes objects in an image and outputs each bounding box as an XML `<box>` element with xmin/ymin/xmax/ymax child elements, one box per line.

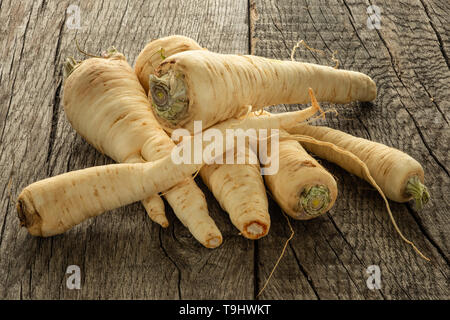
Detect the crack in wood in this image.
<box><xmin>46</xmin><ymin>80</ymin><xmax>62</xmax><ymax>176</ymax></box>
<box><xmin>2</xmin><ymin>0</ymin><xmax>448</xmax><ymax>300</ymax></box>
<box><xmin>303</xmin><ymin>0</ymin><xmax>334</xmax><ymax>55</ymax></box>
<box><xmin>0</xmin><ymin>6</ymin><xmax>32</xmax><ymax>143</ymax></box>
<box><xmin>327</xmin><ymin>209</ymin><xmax>416</xmax><ymax>299</ymax></box>
<box><xmin>269</xmin><ymin>12</ymin><xmax>291</xmax><ymax>57</ymax></box>
<box><xmin>39</xmin><ymin>0</ymin><xmax>47</xmax><ymax>13</ymax></box>
<box><xmin>0</xmin><ymin>73</ymin><xmax>17</xmax><ymax>143</ymax></box>
<box><xmin>288</xmin><ymin>241</ymin><xmax>321</xmax><ymax>299</ymax></box>
<box><xmin>253</xmin><ymin>240</ymin><xmax>260</xmax><ymax>299</ymax></box>
<box><xmin>400</xmin><ymin>97</ymin><xmax>449</xmax><ymax>177</ymax></box>
<box><xmin>113</xmin><ymin>0</ymin><xmax>129</xmax><ymax>46</ymax></box>
<box><xmin>322</xmin><ymin>235</ymin><xmax>367</xmax><ymax>298</ymax></box>
<box><xmin>158</xmin><ymin>227</ymin><xmax>182</xmax><ymax>300</ymax></box>
<box><xmin>341</xmin><ymin>0</ymin><xmax>371</xmax><ymax>57</ymax></box>
<box><xmin>247</xmin><ymin>0</ymin><xmax>253</xmax><ymax>54</ymax></box>
<box><xmin>365</xmin><ymin>1</ymin><xmax>449</xmax><ymax>177</ymax></box>
<box><xmin>419</xmin><ymin>0</ymin><xmax>450</xmax><ymax>69</ymax></box>
<box><xmin>411</xmin><ymin>69</ymin><xmax>449</xmax><ymax>125</ymax></box>
<box><xmin>53</xmin><ymin>15</ymin><xmax>65</xmax><ymax>70</ymax></box>
<box><xmin>325</xmin><ymin>214</ymin><xmax>386</xmax><ymax>299</ymax></box>
<box><xmin>326</xmin><ymin>213</ymin><xmax>361</xmax><ymax>265</ymax></box>
<box><xmin>0</xmin><ymin>197</ymin><xmax>11</xmax><ymax>250</ymax></box>
<box><xmin>383</xmin><ymin>262</ymin><xmax>413</xmax><ymax>299</ymax></box>
<box><xmin>18</xmin><ymin>9</ymin><xmax>33</xmax><ymax>72</ymax></box>
<box><xmin>405</xmin><ymin>203</ymin><xmax>450</xmax><ymax>266</ymax></box>
<box><xmin>355</xmin><ymin>114</ymin><xmax>373</xmax><ymax>140</ymax></box>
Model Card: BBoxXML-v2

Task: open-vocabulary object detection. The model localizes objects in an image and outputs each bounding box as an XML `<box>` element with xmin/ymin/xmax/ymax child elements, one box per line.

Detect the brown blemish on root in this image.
<box><xmin>301</xmin><ymin>160</ymin><xmax>316</xmax><ymax>167</ymax></box>
<box><xmin>112</xmin><ymin>114</ymin><xmax>127</xmax><ymax>126</ymax></box>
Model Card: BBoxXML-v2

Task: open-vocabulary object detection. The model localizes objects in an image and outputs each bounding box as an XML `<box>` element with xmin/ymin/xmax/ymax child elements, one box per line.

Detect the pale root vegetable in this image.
<box><xmin>17</xmin><ymin>104</ymin><xmax>320</xmax><ymax>238</ymax></box>
<box><xmin>141</xmin><ymin>192</ymin><xmax>168</xmax><ymax>227</ymax></box>
<box><xmin>258</xmin><ymin>90</ymin><xmax>337</xmax><ymax>219</ymax></box>
<box><xmin>172</xmin><ymin>102</ymin><xmax>321</xmax><ymax>238</ymax></box>
<box><xmin>281</xmin><ymin>131</ymin><xmax>430</xmax><ymax>260</ymax></box>
<box><xmin>264</xmin><ymin>133</ymin><xmax>338</xmax><ymax>219</ymax></box>
<box><xmin>135</xmin><ymin>36</ymin><xmax>222</xmax><ymax>236</ymax></box>
<box><xmin>135</xmin><ymin>35</ymin><xmax>204</xmax><ymax>93</ymax></box>
<box><xmin>136</xmin><ymin>35</ymin><xmax>270</xmax><ymax>240</ymax></box>
<box><xmin>64</xmin><ymin>52</ymin><xmax>167</xmax><ymax>227</ymax></box>
<box><xmin>286</xmin><ymin>125</ymin><xmax>430</xmax><ymax>209</ymax></box>
<box><xmin>62</xmin><ymin>49</ymin><xmax>222</xmax><ymax>247</ymax></box>
<box><xmin>200</xmin><ymin>146</ymin><xmax>270</xmax><ymax>239</ymax></box>
<box><xmin>135</xmin><ymin>37</ymin><xmax>215</xmax><ymax>233</ymax></box>
<box><xmin>148</xmin><ymin>50</ymin><xmax>377</xmax><ymax>133</ymax></box>
<box><xmin>212</xmin><ymin>100</ymin><xmax>321</xmax><ymax>133</ymax></box>
<box><xmin>17</xmin><ymin>159</ymin><xmax>202</xmax><ymax>238</ymax></box>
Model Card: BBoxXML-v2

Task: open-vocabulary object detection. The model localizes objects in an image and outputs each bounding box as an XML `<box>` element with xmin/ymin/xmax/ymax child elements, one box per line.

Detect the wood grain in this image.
<box><xmin>0</xmin><ymin>0</ymin><xmax>448</xmax><ymax>299</ymax></box>
<box><xmin>0</xmin><ymin>0</ymin><xmax>252</xmax><ymax>300</ymax></box>
<box><xmin>252</xmin><ymin>0</ymin><xmax>449</xmax><ymax>299</ymax></box>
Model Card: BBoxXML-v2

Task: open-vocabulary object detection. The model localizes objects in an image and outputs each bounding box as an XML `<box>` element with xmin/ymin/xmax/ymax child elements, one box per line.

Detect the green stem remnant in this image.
<box><xmin>63</xmin><ymin>57</ymin><xmax>80</xmax><ymax>80</ymax></box>
<box><xmin>101</xmin><ymin>46</ymin><xmax>119</xmax><ymax>58</ymax></box>
<box><xmin>299</xmin><ymin>185</ymin><xmax>330</xmax><ymax>217</ymax></box>
<box><xmin>63</xmin><ymin>46</ymin><xmax>119</xmax><ymax>80</ymax></box>
<box><xmin>406</xmin><ymin>176</ymin><xmax>430</xmax><ymax>210</ymax></box>
<box><xmin>149</xmin><ymin>72</ymin><xmax>188</xmax><ymax>125</ymax></box>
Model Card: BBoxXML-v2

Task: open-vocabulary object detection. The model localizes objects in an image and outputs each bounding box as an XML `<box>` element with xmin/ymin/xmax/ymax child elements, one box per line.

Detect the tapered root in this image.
<box><xmin>149</xmin><ymin>213</ymin><xmax>169</xmax><ymax>228</ymax></box>
<box><xmin>406</xmin><ymin>177</ymin><xmax>430</xmax><ymax>210</ymax></box>
<box><xmin>285</xmin><ymin>132</ymin><xmax>430</xmax><ymax>261</ymax></box>
<box><xmin>141</xmin><ymin>194</ymin><xmax>169</xmax><ymax>228</ymax></box>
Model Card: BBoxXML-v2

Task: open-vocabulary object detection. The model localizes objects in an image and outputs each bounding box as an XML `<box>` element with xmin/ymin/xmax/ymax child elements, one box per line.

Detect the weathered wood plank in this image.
<box><xmin>1</xmin><ymin>0</ymin><xmax>448</xmax><ymax>300</ymax></box>
<box><xmin>0</xmin><ymin>0</ymin><xmax>69</xmax><ymax>300</ymax></box>
<box><xmin>420</xmin><ymin>0</ymin><xmax>450</xmax><ymax>69</ymax></box>
<box><xmin>251</xmin><ymin>0</ymin><xmax>449</xmax><ymax>299</ymax></box>
<box><xmin>0</xmin><ymin>0</ymin><xmax>252</xmax><ymax>300</ymax></box>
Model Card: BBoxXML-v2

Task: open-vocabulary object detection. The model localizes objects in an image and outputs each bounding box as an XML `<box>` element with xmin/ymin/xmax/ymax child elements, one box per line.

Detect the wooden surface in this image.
<box><xmin>0</xmin><ymin>0</ymin><xmax>448</xmax><ymax>300</ymax></box>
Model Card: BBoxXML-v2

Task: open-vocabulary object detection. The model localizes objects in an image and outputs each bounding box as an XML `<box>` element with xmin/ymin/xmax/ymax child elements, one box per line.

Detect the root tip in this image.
<box><xmin>205</xmin><ymin>235</ymin><xmax>223</xmax><ymax>248</ymax></box>
<box><xmin>242</xmin><ymin>221</ymin><xmax>269</xmax><ymax>240</ymax></box>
